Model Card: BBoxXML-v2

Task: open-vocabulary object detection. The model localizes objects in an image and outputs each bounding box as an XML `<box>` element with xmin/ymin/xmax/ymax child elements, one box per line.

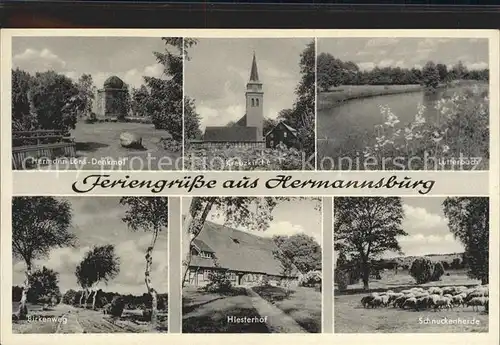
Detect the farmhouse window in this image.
<box><xmin>284</xmin><ymin>132</ymin><xmax>287</xmax><ymax>138</ymax></box>
<box><xmin>270</xmin><ymin>133</ymin><xmax>274</xmax><ymax>139</ymax></box>
<box><xmin>203</xmin><ymin>269</ymin><xmax>211</xmax><ymax>280</ymax></box>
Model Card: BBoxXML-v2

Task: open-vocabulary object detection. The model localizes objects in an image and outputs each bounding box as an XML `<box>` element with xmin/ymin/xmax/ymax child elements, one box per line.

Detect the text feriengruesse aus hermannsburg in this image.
<box><xmin>71</xmin><ymin>174</ymin><xmax>435</xmax><ymax>195</ymax></box>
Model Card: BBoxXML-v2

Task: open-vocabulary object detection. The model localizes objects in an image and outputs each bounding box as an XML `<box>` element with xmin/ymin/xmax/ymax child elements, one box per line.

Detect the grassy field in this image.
<box><xmin>12</xmin><ymin>303</ymin><xmax>168</xmax><ymax>333</ymax></box>
<box><xmin>182</xmin><ymin>287</ymin><xmax>269</xmax><ymax>333</ymax></box>
<box><xmin>57</xmin><ymin>121</ymin><xmax>181</xmax><ymax>170</ymax></box>
<box><xmin>334</xmin><ymin>270</ymin><xmax>488</xmax><ymax>333</ymax></box>
<box><xmin>337</xmin><ymin>269</ymin><xmax>481</xmax><ymax>292</ymax></box>
<box><xmin>334</xmin><ymin>294</ymin><xmax>488</xmax><ymax>333</ymax></box>
<box><xmin>318</xmin><ymin>84</ymin><xmax>423</xmax><ymax>111</ymax></box>
<box><xmin>252</xmin><ymin>286</ymin><xmax>322</xmax><ymax>333</ymax></box>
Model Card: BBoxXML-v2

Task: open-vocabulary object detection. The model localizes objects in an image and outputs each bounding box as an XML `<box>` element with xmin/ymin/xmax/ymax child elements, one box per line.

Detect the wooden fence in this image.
<box><xmin>12</xmin><ymin>130</ymin><xmax>76</xmax><ymax>169</ymax></box>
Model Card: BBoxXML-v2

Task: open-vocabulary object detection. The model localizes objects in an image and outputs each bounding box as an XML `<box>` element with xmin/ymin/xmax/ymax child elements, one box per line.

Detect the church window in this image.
<box><xmin>252</xmin><ymin>98</ymin><xmax>255</xmax><ymax>107</ymax></box>
<box><xmin>256</xmin><ymin>98</ymin><xmax>259</xmax><ymax>106</ymax></box>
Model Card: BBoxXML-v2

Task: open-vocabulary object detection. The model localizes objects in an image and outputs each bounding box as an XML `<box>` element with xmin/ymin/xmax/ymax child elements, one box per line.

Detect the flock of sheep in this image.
<box><xmin>361</xmin><ymin>285</ymin><xmax>489</xmax><ymax>312</ymax></box>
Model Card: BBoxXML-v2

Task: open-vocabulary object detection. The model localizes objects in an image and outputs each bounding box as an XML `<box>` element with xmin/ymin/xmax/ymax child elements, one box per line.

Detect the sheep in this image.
<box><xmin>434</xmin><ymin>296</ymin><xmax>452</xmax><ymax>310</ymax></box>
<box><xmin>402</xmin><ymin>297</ymin><xmax>417</xmax><ymax>310</ymax></box>
<box><xmin>361</xmin><ymin>296</ymin><xmax>374</xmax><ymax>308</ymax></box>
<box><xmin>380</xmin><ymin>295</ymin><xmax>390</xmax><ymax>307</ymax></box>
<box><xmin>465</xmin><ymin>289</ymin><xmax>487</xmax><ymax>302</ymax></box>
<box><xmin>467</xmin><ymin>297</ymin><xmax>488</xmax><ymax>312</ymax></box>
<box><xmin>427</xmin><ymin>287</ymin><xmax>443</xmax><ymax>295</ymax></box>
<box><xmin>451</xmin><ymin>295</ymin><xmax>464</xmax><ymax>307</ymax></box>
<box><xmin>370</xmin><ymin>296</ymin><xmax>384</xmax><ymax>308</ymax></box>
<box><xmin>388</xmin><ymin>292</ymin><xmax>404</xmax><ymax>303</ymax></box>
<box><xmin>441</xmin><ymin>286</ymin><xmax>456</xmax><ymax>295</ymax></box>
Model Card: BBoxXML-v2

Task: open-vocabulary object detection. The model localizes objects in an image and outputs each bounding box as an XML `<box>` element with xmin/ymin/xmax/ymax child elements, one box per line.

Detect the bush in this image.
<box><xmin>431</xmin><ymin>262</ymin><xmax>445</xmax><ymax>281</ymax></box>
<box><xmin>262</xmin><ymin>275</ymin><xmax>271</xmax><ymax>286</ymax></box>
<box><xmin>108</xmin><ymin>296</ymin><xmax>125</xmax><ymax>317</ymax></box>
<box><xmin>334</xmin><ymin>269</ymin><xmax>350</xmax><ymax>291</ymax></box>
<box><xmin>299</xmin><ymin>270</ymin><xmax>322</xmax><ymax>287</ymax></box>
<box><xmin>409</xmin><ymin>257</ymin><xmax>435</xmax><ymax>284</ymax></box>
<box><xmin>204</xmin><ymin>270</ymin><xmax>233</xmax><ymax>293</ymax></box>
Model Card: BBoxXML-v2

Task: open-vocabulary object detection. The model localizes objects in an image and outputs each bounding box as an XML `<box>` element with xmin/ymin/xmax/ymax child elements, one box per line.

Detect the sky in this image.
<box><xmin>12</xmin><ymin>37</ymin><xmax>166</xmax><ymax>89</ymax></box>
<box><xmin>12</xmin><ymin>197</ymin><xmax>168</xmax><ymax>295</ymax></box>
<box><xmin>333</xmin><ymin>197</ymin><xmax>465</xmax><ymax>264</ymax></box>
<box><xmin>182</xmin><ymin>197</ymin><xmax>322</xmax><ymax>246</ymax></box>
<box><xmin>318</xmin><ymin>37</ymin><xmax>489</xmax><ymax>71</ymax></box>
<box><xmin>185</xmin><ymin>38</ymin><xmax>313</xmax><ymax>130</ymax></box>
<box><xmin>394</xmin><ymin>197</ymin><xmax>465</xmax><ymax>257</ymax></box>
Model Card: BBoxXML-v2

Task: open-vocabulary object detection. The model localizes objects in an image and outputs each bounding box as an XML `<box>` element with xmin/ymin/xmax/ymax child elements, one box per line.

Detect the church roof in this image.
<box><xmin>204</xmin><ymin>126</ymin><xmax>259</xmax><ymax>142</ymax></box>
<box><xmin>103</xmin><ymin>76</ymin><xmax>124</xmax><ymax>89</ymax></box>
<box><xmin>249</xmin><ymin>53</ymin><xmax>260</xmax><ymax>82</ymax></box>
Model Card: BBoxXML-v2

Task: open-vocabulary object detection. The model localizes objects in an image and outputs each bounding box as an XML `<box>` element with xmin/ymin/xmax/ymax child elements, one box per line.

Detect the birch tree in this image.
<box><xmin>12</xmin><ymin>197</ymin><xmax>75</xmax><ymax>319</ymax></box>
<box><xmin>120</xmin><ymin>197</ymin><xmax>168</xmax><ymax>326</ymax></box>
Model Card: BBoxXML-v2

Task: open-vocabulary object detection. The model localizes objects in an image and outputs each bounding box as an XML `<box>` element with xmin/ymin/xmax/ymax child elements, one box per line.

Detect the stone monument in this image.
<box><xmin>95</xmin><ymin>76</ymin><xmax>127</xmax><ymax>120</ymax></box>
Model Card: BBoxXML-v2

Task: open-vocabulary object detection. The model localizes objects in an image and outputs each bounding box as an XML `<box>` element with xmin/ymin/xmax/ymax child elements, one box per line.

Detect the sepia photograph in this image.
<box><xmin>317</xmin><ymin>38</ymin><xmax>490</xmax><ymax>171</ymax></box>
<box><xmin>11</xmin><ymin>196</ymin><xmax>168</xmax><ymax>333</ymax></box>
<box><xmin>333</xmin><ymin>196</ymin><xmax>489</xmax><ymax>333</ymax></box>
<box><xmin>183</xmin><ymin>38</ymin><xmax>316</xmax><ymax>171</ymax></box>
<box><xmin>181</xmin><ymin>197</ymin><xmax>322</xmax><ymax>333</ymax></box>
<box><xmin>11</xmin><ymin>37</ymin><xmax>183</xmax><ymax>171</ymax></box>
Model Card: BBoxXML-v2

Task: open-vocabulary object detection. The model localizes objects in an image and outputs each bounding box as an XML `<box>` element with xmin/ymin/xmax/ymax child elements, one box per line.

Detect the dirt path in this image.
<box><xmin>245</xmin><ymin>287</ymin><xmax>307</xmax><ymax>333</ymax></box>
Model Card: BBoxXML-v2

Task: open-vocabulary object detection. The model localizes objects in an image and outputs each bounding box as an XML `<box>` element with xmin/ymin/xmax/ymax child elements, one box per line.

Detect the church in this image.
<box><xmin>192</xmin><ymin>53</ymin><xmax>266</xmax><ymax>148</ymax></box>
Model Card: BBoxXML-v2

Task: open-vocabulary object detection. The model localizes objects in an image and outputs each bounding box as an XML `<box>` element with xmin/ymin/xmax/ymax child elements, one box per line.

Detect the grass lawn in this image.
<box><xmin>182</xmin><ymin>287</ymin><xmax>269</xmax><ymax>333</ymax></box>
<box><xmin>63</xmin><ymin>121</ymin><xmax>182</xmax><ymax>170</ymax></box>
<box><xmin>252</xmin><ymin>286</ymin><xmax>322</xmax><ymax>333</ymax></box>
<box><xmin>334</xmin><ymin>294</ymin><xmax>488</xmax><ymax>333</ymax></box>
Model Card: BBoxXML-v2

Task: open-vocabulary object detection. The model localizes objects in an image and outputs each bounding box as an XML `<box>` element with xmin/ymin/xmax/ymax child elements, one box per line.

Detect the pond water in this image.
<box><xmin>317</xmin><ymin>87</ymin><xmax>464</xmax><ymax>168</ymax></box>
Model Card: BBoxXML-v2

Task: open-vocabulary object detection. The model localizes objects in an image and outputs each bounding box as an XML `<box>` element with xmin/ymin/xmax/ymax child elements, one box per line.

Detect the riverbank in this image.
<box><xmin>318</xmin><ymin>80</ymin><xmax>485</xmax><ymax>111</ymax></box>
<box><xmin>318</xmin><ymin>84</ymin><xmax>424</xmax><ymax>111</ymax></box>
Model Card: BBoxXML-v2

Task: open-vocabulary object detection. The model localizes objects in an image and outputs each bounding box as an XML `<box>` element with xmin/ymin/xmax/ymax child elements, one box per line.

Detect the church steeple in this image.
<box><xmin>249</xmin><ymin>52</ymin><xmax>259</xmax><ymax>82</ymax></box>
<box><xmin>245</xmin><ymin>52</ymin><xmax>264</xmax><ymax>141</ymax></box>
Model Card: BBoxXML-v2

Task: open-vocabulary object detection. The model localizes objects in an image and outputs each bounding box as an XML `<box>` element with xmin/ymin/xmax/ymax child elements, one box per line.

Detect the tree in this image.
<box><xmin>431</xmin><ymin>261</ymin><xmax>445</xmax><ymax>282</ymax></box>
<box><xmin>184</xmin><ymin>96</ymin><xmax>202</xmax><ymax>142</ymax></box>
<box><xmin>451</xmin><ymin>60</ymin><xmax>468</xmax><ymax>81</ymax></box>
<box><xmin>75</xmin><ymin>260</ymin><xmax>92</xmax><ymax>307</ymax></box>
<box><xmin>334</xmin><ymin>197</ymin><xmax>407</xmax><ymax>290</ymax></box>
<box><xmin>12</xmin><ymin>69</ymin><xmax>36</xmax><ymax>132</ymax></box>
<box><xmin>422</xmin><ymin>61</ymin><xmax>440</xmax><ymax>91</ymax></box>
<box><xmin>317</xmin><ymin>52</ymin><xmax>343</xmax><ymax>91</ymax></box>
<box><xmin>27</xmin><ymin>266</ymin><xmax>61</xmax><ymax>304</ymax></box>
<box><xmin>30</xmin><ymin>71</ymin><xmax>80</xmax><ymax>131</ymax></box>
<box><xmin>263</xmin><ymin>117</ymin><xmax>278</xmax><ymax>136</ymax></box>
<box><xmin>144</xmin><ymin>37</ymin><xmax>197</xmax><ymax>140</ymax></box>
<box><xmin>76</xmin><ymin>74</ymin><xmax>96</xmax><ymax>118</ymax></box>
<box><xmin>409</xmin><ymin>257</ymin><xmax>435</xmax><ymax>284</ymax></box>
<box><xmin>77</xmin><ymin>245</ymin><xmax>120</xmax><ymax>309</ymax></box>
<box><xmin>436</xmin><ymin>63</ymin><xmax>448</xmax><ymax>83</ymax></box>
<box><xmin>288</xmin><ymin>40</ymin><xmax>316</xmax><ymax>160</ymax></box>
<box><xmin>131</xmin><ymin>85</ymin><xmax>150</xmax><ymax>117</ymax></box>
<box><xmin>120</xmin><ymin>197</ymin><xmax>168</xmax><ymax>325</ymax></box>
<box><xmin>12</xmin><ymin>197</ymin><xmax>75</xmax><ymax>319</ymax></box>
<box><xmin>273</xmin><ymin>233</ymin><xmax>321</xmax><ymax>273</ymax></box>
<box><xmin>442</xmin><ymin>197</ymin><xmax>489</xmax><ymax>284</ymax></box>
<box><xmin>62</xmin><ymin>289</ymin><xmax>78</xmax><ymax>305</ymax></box>
<box><xmin>182</xmin><ymin>197</ymin><xmax>321</xmax><ymax>287</ymax></box>
<box><xmin>115</xmin><ymin>83</ymin><xmax>131</xmax><ymax>118</ymax></box>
